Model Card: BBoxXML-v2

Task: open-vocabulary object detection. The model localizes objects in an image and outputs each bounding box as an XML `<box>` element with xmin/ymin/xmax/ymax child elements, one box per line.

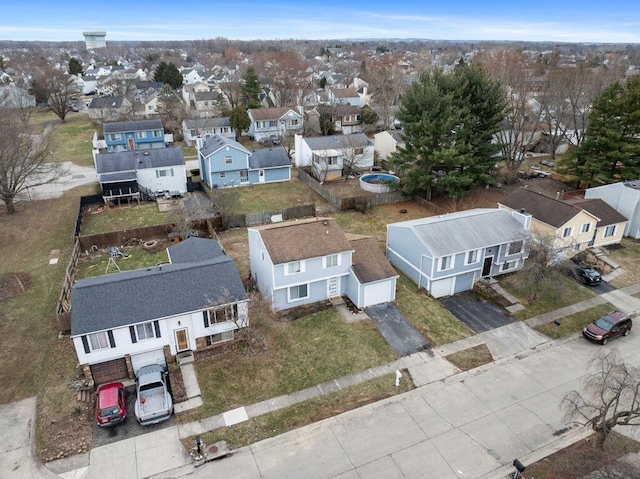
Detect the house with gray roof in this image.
<box><xmin>103</xmin><ymin>119</ymin><xmax>166</xmax><ymax>152</ymax></box>
<box><xmin>87</xmin><ymin>95</ymin><xmax>132</xmax><ymax>122</ymax></box>
<box><xmin>182</xmin><ymin>117</ymin><xmax>235</xmax><ymax>146</ymax></box>
<box><xmin>197</xmin><ymin>135</ymin><xmax>291</xmax><ymax>188</ymax></box>
<box><xmin>95</xmin><ymin>146</ymin><xmax>187</xmax><ymax>201</ymax></box>
<box><xmin>387</xmin><ymin>209</ymin><xmax>532</xmax><ymax>298</ymax></box>
<box><xmin>71</xmin><ymin>237</ymin><xmax>248</xmax><ymax>385</ymax></box>
<box><xmin>247</xmin><ymin>106</ymin><xmax>303</xmax><ymax>142</ymax></box>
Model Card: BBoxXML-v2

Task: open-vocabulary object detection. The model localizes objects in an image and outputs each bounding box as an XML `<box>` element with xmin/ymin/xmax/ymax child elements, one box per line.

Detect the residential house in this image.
<box><xmin>71</xmin><ymin>237</ymin><xmax>248</xmax><ymax>384</ymax></box>
<box><xmin>585</xmin><ymin>180</ymin><xmax>640</xmax><ymax>238</ymax></box>
<box><xmin>498</xmin><ymin>188</ymin><xmax>627</xmax><ymax>258</ymax></box>
<box><xmin>328</xmin><ymin>87</ymin><xmax>360</xmax><ymax>106</ymax></box>
<box><xmin>193</xmin><ymin>91</ymin><xmax>221</xmax><ymax>117</ymax></box>
<box><xmin>182</xmin><ymin>82</ymin><xmax>211</xmax><ymax>106</ymax></box>
<box><xmin>182</xmin><ymin>117</ymin><xmax>235</xmax><ymax>146</ymax></box>
<box><xmin>0</xmin><ymin>84</ymin><xmax>35</xmax><ymax>108</ymax></box>
<box><xmin>308</xmin><ymin>105</ymin><xmax>363</xmax><ymax>134</ymax></box>
<box><xmin>95</xmin><ymin>147</ymin><xmax>187</xmax><ymax>201</ymax></box>
<box><xmin>103</xmin><ymin>119</ymin><xmax>166</xmax><ymax>152</ymax></box>
<box><xmin>294</xmin><ymin>133</ymin><xmax>374</xmax><ymax>181</ymax></box>
<box><xmin>88</xmin><ymin>96</ymin><xmax>132</xmax><ymax>122</ymax></box>
<box><xmin>248</xmin><ymin>218</ymin><xmax>397</xmax><ymax>310</ymax></box>
<box><xmin>387</xmin><ymin>209</ymin><xmax>532</xmax><ymax>298</ymax></box>
<box><xmin>76</xmin><ymin>75</ymin><xmax>98</xmax><ymax>95</ymax></box>
<box><xmin>180</xmin><ymin>67</ymin><xmax>206</xmax><ymax>85</ymax></box>
<box><xmin>374</xmin><ymin>129</ymin><xmax>404</xmax><ymax>161</ymax></box>
<box><xmin>247</xmin><ymin>107</ymin><xmax>304</xmax><ymax>142</ymax></box>
<box><xmin>197</xmin><ymin>134</ymin><xmax>291</xmax><ymax>188</ymax></box>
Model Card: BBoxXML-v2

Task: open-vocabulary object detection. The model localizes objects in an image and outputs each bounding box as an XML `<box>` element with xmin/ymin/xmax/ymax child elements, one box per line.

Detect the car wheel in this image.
<box><xmin>624</xmin><ymin>329</ymin><xmax>630</xmax><ymax>336</ymax></box>
<box><xmin>602</xmin><ymin>338</ymin><xmax>608</xmax><ymax>345</ymax></box>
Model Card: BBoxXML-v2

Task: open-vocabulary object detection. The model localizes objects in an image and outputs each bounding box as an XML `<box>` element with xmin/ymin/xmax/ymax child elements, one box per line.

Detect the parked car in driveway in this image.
<box><xmin>583</xmin><ymin>311</ymin><xmax>632</xmax><ymax>345</ymax></box>
<box><xmin>134</xmin><ymin>364</ymin><xmax>173</xmax><ymax>425</ymax></box>
<box><xmin>572</xmin><ymin>266</ymin><xmax>602</xmax><ymax>286</ymax></box>
<box><xmin>95</xmin><ymin>382</ymin><xmax>127</xmax><ymax>427</ymax></box>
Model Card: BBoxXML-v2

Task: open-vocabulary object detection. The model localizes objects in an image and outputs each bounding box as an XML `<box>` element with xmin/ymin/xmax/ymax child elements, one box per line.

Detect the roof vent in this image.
<box><xmin>143</xmin><ymin>151</ymin><xmax>150</xmax><ymax>156</ymax></box>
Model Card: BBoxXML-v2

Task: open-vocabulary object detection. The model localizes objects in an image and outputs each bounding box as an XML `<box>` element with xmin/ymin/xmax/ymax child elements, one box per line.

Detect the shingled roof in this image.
<box><xmin>95</xmin><ymin>147</ymin><xmax>185</xmax><ymax>175</ymax></box>
<box><xmin>251</xmin><ymin>217</ymin><xmax>352</xmax><ymax>264</ymax></box>
<box><xmin>346</xmin><ymin>235</ymin><xmax>398</xmax><ymax>284</ymax></box>
<box><xmin>249</xmin><ymin>147</ymin><xmax>291</xmax><ymax>169</ymax></box>
<box><xmin>103</xmin><ymin>119</ymin><xmax>163</xmax><ymax>134</ymax></box>
<box><xmin>566</xmin><ymin>198</ymin><xmax>628</xmax><ymax>227</ymax></box>
<box><xmin>247</xmin><ymin>107</ymin><xmax>300</xmax><ymax>121</ymax></box>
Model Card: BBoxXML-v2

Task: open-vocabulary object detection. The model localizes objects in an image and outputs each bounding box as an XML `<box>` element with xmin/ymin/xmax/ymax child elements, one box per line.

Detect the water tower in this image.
<box><xmin>82</xmin><ymin>31</ymin><xmax>107</xmax><ymax>49</ymax></box>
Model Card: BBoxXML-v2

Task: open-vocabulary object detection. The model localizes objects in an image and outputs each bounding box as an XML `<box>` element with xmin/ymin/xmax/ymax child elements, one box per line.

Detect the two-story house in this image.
<box><xmin>182</xmin><ymin>117</ymin><xmax>235</xmax><ymax>146</ymax></box>
<box><xmin>247</xmin><ymin>107</ymin><xmax>304</xmax><ymax>143</ymax></box>
<box><xmin>585</xmin><ymin>180</ymin><xmax>640</xmax><ymax>238</ymax></box>
<box><xmin>103</xmin><ymin>119</ymin><xmax>166</xmax><ymax>152</ymax></box>
<box><xmin>87</xmin><ymin>96</ymin><xmax>133</xmax><ymax>122</ymax></box>
<box><xmin>387</xmin><ymin>209</ymin><xmax>532</xmax><ymax>298</ymax></box>
<box><xmin>308</xmin><ymin>105</ymin><xmax>363</xmax><ymax>134</ymax></box>
<box><xmin>198</xmin><ymin>135</ymin><xmax>291</xmax><ymax>188</ymax></box>
<box><xmin>294</xmin><ymin>133</ymin><xmax>374</xmax><ymax>181</ymax></box>
<box><xmin>328</xmin><ymin>87</ymin><xmax>360</xmax><ymax>106</ymax></box>
<box><xmin>374</xmin><ymin>129</ymin><xmax>405</xmax><ymax>161</ymax></box>
<box><xmin>71</xmin><ymin>238</ymin><xmax>248</xmax><ymax>385</ymax></box>
<box><xmin>249</xmin><ymin>218</ymin><xmax>397</xmax><ymax>310</ymax></box>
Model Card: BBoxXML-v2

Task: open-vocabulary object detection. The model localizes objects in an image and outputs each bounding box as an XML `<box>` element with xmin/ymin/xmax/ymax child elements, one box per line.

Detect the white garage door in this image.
<box><xmin>363</xmin><ymin>282</ymin><xmax>392</xmax><ymax>308</ymax></box>
<box><xmin>131</xmin><ymin>349</ymin><xmax>166</xmax><ymax>376</ymax></box>
<box><xmin>430</xmin><ymin>277</ymin><xmax>454</xmax><ymax>298</ymax></box>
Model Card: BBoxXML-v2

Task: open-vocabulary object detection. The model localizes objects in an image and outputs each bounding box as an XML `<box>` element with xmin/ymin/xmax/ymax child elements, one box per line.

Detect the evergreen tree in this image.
<box><xmin>241</xmin><ymin>66</ymin><xmax>261</xmax><ymax>109</ymax></box>
<box><xmin>391</xmin><ymin>65</ymin><xmax>505</xmax><ymax>200</ymax></box>
<box><xmin>68</xmin><ymin>57</ymin><xmax>83</xmax><ymax>75</ymax></box>
<box><xmin>154</xmin><ymin>61</ymin><xmax>183</xmax><ymax>89</ymax></box>
<box><xmin>559</xmin><ymin>75</ymin><xmax>640</xmax><ymax>186</ymax></box>
<box><xmin>230</xmin><ymin>105</ymin><xmax>250</xmax><ymax>141</ymax></box>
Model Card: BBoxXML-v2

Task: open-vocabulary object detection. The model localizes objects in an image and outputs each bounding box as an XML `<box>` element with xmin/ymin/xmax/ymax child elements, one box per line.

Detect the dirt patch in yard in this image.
<box><xmin>0</xmin><ymin>272</ymin><xmax>33</xmax><ymax>301</ymax></box>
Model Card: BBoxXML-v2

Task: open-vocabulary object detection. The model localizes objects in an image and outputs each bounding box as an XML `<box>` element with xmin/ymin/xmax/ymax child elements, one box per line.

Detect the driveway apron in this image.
<box><xmin>441</xmin><ymin>291</ymin><xmax>515</xmax><ymax>333</ymax></box>
<box><xmin>365</xmin><ymin>302</ymin><xmax>430</xmax><ymax>356</ymax></box>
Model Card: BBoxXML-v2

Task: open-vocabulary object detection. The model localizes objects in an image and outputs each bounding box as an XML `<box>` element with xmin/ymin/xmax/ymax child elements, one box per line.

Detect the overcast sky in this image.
<box><xmin>2</xmin><ymin>0</ymin><xmax>639</xmax><ymax>43</ymax></box>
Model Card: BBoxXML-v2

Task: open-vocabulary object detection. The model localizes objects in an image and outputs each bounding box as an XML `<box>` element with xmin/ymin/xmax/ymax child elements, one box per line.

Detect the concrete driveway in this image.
<box><xmin>365</xmin><ymin>302</ymin><xmax>430</xmax><ymax>356</ymax></box>
<box><xmin>441</xmin><ymin>291</ymin><xmax>515</xmax><ymax>333</ymax></box>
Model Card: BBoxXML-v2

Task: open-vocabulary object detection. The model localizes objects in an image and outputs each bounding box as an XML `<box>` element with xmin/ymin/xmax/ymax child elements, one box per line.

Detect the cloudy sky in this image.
<box><xmin>2</xmin><ymin>0</ymin><xmax>639</xmax><ymax>43</ymax></box>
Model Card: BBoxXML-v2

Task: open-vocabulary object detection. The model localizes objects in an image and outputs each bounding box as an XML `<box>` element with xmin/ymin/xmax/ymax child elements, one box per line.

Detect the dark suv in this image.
<box><xmin>583</xmin><ymin>311</ymin><xmax>632</xmax><ymax>345</ymax></box>
<box><xmin>573</xmin><ymin>266</ymin><xmax>602</xmax><ymax>286</ymax></box>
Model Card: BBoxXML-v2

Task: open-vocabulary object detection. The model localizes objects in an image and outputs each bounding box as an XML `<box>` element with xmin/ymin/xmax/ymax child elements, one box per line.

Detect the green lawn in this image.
<box><xmin>81</xmin><ymin>202</ymin><xmax>173</xmax><ymax>234</ymax></box>
<box><xmin>535</xmin><ymin>303</ymin><xmax>615</xmax><ymax>338</ymax></box>
<box><xmin>50</xmin><ymin>114</ymin><xmax>96</xmax><ymax>167</ymax></box>
<box><xmin>75</xmin><ymin>246</ymin><xmax>169</xmax><ymax>280</ymax></box>
<box><xmin>178</xmin><ymin>307</ymin><xmax>398</xmax><ymax>422</ymax></box>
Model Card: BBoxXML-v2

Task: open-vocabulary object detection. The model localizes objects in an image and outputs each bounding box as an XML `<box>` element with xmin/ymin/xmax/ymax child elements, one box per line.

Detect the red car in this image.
<box><xmin>95</xmin><ymin>382</ymin><xmax>127</xmax><ymax>427</ymax></box>
<box><xmin>583</xmin><ymin>311</ymin><xmax>632</xmax><ymax>345</ymax></box>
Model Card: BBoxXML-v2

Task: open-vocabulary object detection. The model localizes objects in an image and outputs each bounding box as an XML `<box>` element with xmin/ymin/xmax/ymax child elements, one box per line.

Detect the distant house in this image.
<box><xmin>308</xmin><ymin>105</ymin><xmax>363</xmax><ymax>134</ymax></box>
<box><xmin>95</xmin><ymin>147</ymin><xmax>187</xmax><ymax>201</ymax></box>
<box><xmin>193</xmin><ymin>91</ymin><xmax>221</xmax><ymax>117</ymax></box>
<box><xmin>328</xmin><ymin>87</ymin><xmax>360</xmax><ymax>106</ymax></box>
<box><xmin>585</xmin><ymin>180</ymin><xmax>640</xmax><ymax>238</ymax></box>
<box><xmin>387</xmin><ymin>208</ymin><xmax>532</xmax><ymax>298</ymax></box>
<box><xmin>71</xmin><ymin>238</ymin><xmax>248</xmax><ymax>385</ymax></box>
<box><xmin>374</xmin><ymin>129</ymin><xmax>404</xmax><ymax>161</ymax></box>
<box><xmin>247</xmin><ymin>107</ymin><xmax>304</xmax><ymax>142</ymax></box>
<box><xmin>294</xmin><ymin>133</ymin><xmax>374</xmax><ymax>181</ymax></box>
<box><xmin>498</xmin><ymin>188</ymin><xmax>627</xmax><ymax>258</ymax></box>
<box><xmin>88</xmin><ymin>95</ymin><xmax>132</xmax><ymax>122</ymax></box>
<box><xmin>248</xmin><ymin>218</ymin><xmax>397</xmax><ymax>310</ymax></box>
<box><xmin>197</xmin><ymin>134</ymin><xmax>291</xmax><ymax>188</ymax></box>
<box><xmin>0</xmin><ymin>84</ymin><xmax>35</xmax><ymax>108</ymax></box>
<box><xmin>182</xmin><ymin>117</ymin><xmax>235</xmax><ymax>146</ymax></box>
<box><xmin>103</xmin><ymin>119</ymin><xmax>166</xmax><ymax>152</ymax></box>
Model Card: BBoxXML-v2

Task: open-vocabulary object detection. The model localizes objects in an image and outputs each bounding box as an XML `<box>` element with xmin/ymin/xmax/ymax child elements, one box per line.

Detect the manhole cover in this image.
<box><xmin>208</xmin><ymin>445</ymin><xmax>218</xmax><ymax>454</ymax></box>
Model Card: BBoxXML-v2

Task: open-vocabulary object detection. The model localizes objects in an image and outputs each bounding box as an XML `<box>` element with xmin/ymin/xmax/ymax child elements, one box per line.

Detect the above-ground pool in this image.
<box><xmin>359</xmin><ymin>173</ymin><xmax>400</xmax><ymax>193</ymax></box>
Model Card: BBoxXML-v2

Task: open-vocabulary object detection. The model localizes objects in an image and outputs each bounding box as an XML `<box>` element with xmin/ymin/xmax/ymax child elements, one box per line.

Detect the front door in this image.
<box><xmin>258</xmin><ymin>170</ymin><xmax>265</xmax><ymax>183</ymax></box>
<box><xmin>328</xmin><ymin>277</ymin><xmax>339</xmax><ymax>298</ymax></box>
<box><xmin>175</xmin><ymin>328</ymin><xmax>189</xmax><ymax>352</ymax></box>
<box><xmin>482</xmin><ymin>257</ymin><xmax>493</xmax><ymax>277</ymax></box>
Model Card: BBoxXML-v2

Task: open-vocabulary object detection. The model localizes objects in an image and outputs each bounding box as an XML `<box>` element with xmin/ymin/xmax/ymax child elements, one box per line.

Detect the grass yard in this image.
<box><xmin>74</xmin><ymin>245</ymin><xmax>169</xmax><ymax>280</ymax></box>
<box><xmin>177</xmin><ymin>307</ymin><xmax>398</xmax><ymax>423</ymax></box>
<box><xmin>185</xmin><ymin>372</ymin><xmax>414</xmax><ymax>451</ymax></box>
<box><xmin>394</xmin><ymin>273</ymin><xmax>472</xmax><ymax>346</ymax></box>
<box><xmin>81</xmin><ymin>201</ymin><xmax>173</xmax><ymax>234</ymax></box>
<box><xmin>607</xmin><ymin>238</ymin><xmax>640</xmax><ymax>288</ymax></box>
<box><xmin>445</xmin><ymin>344</ymin><xmax>493</xmax><ymax>371</ymax></box>
<box><xmin>50</xmin><ymin>114</ymin><xmax>96</xmax><ymax>167</ymax></box>
<box><xmin>499</xmin><ymin>273</ymin><xmax>597</xmax><ymax>320</ymax></box>
<box><xmin>535</xmin><ymin>303</ymin><xmax>615</xmax><ymax>339</ymax></box>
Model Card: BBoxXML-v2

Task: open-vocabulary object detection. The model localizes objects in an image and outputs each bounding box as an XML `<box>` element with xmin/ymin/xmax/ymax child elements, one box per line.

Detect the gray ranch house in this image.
<box><xmin>585</xmin><ymin>180</ymin><xmax>640</xmax><ymax>239</ymax></box>
<box><xmin>387</xmin><ymin>208</ymin><xmax>532</xmax><ymax>298</ymax></box>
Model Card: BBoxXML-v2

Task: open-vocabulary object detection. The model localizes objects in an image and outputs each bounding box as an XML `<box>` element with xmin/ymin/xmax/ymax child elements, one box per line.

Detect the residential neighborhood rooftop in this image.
<box><xmin>103</xmin><ymin>119</ymin><xmax>163</xmax><ymax>133</ymax></box>
<box><xmin>95</xmin><ymin>147</ymin><xmax>185</xmax><ymax>174</ymax></box>
<box><xmin>249</xmin><ymin>147</ymin><xmax>291</xmax><ymax>170</ymax></box>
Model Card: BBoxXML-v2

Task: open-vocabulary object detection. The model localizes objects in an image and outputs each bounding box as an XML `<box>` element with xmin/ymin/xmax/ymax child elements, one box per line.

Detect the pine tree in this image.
<box><xmin>230</xmin><ymin>105</ymin><xmax>250</xmax><ymax>141</ymax></box>
<box><xmin>154</xmin><ymin>61</ymin><xmax>183</xmax><ymax>89</ymax></box>
<box><xmin>241</xmin><ymin>66</ymin><xmax>261</xmax><ymax>109</ymax></box>
<box><xmin>68</xmin><ymin>57</ymin><xmax>83</xmax><ymax>75</ymax></box>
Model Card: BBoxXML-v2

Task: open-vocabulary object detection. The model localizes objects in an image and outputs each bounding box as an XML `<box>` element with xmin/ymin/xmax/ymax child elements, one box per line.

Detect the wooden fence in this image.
<box><xmin>55</xmin><ymin>238</ymin><xmax>81</xmax><ymax>332</ymax></box>
<box><xmin>224</xmin><ymin>204</ymin><xmax>317</xmax><ymax>228</ymax></box>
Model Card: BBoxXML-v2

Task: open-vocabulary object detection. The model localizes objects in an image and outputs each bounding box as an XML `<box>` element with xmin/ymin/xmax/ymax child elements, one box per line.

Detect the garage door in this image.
<box><xmin>91</xmin><ymin>358</ymin><xmax>128</xmax><ymax>385</ymax></box>
<box><xmin>363</xmin><ymin>282</ymin><xmax>391</xmax><ymax>308</ymax></box>
<box><xmin>131</xmin><ymin>349</ymin><xmax>166</xmax><ymax>375</ymax></box>
<box><xmin>430</xmin><ymin>277</ymin><xmax>454</xmax><ymax>298</ymax></box>
<box><xmin>454</xmin><ymin>272</ymin><xmax>475</xmax><ymax>294</ymax></box>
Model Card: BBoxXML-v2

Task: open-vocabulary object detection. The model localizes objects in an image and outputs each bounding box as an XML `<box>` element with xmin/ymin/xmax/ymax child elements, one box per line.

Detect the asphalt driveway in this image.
<box><xmin>365</xmin><ymin>303</ymin><xmax>430</xmax><ymax>356</ymax></box>
<box><xmin>441</xmin><ymin>291</ymin><xmax>515</xmax><ymax>333</ymax></box>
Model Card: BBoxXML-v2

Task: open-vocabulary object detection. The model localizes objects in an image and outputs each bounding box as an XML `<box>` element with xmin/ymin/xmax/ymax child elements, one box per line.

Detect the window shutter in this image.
<box><xmin>206</xmin><ymin>336</ymin><xmax>212</xmax><ymax>346</ymax></box>
<box><xmin>81</xmin><ymin>335</ymin><xmax>90</xmax><ymax>354</ymax></box>
<box><xmin>203</xmin><ymin>311</ymin><xmax>209</xmax><ymax>327</ymax></box>
<box><xmin>107</xmin><ymin>330</ymin><xmax>116</xmax><ymax>348</ymax></box>
<box><xmin>129</xmin><ymin>326</ymin><xmax>137</xmax><ymax>344</ymax></box>
<box><xmin>154</xmin><ymin>321</ymin><xmax>161</xmax><ymax>338</ymax></box>
<box><xmin>155</xmin><ymin>170</ymin><xmax>159</xmax><ymax>178</ymax></box>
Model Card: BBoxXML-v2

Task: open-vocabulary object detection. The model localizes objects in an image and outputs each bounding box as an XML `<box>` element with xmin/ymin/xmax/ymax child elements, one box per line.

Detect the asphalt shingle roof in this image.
<box><xmin>167</xmin><ymin>237</ymin><xmax>224</xmax><ymax>264</ymax></box>
<box><xmin>303</xmin><ymin>133</ymin><xmax>371</xmax><ymax>151</ymax></box>
<box><xmin>199</xmin><ymin>135</ymin><xmax>249</xmax><ymax>157</ymax></box>
<box><xmin>346</xmin><ymin>235</ymin><xmax>398</xmax><ymax>284</ymax></box>
<box><xmin>566</xmin><ymin>198</ymin><xmax>628</xmax><ymax>227</ymax></box>
<box><xmin>249</xmin><ymin>147</ymin><xmax>291</xmax><ymax>169</ymax></box>
<box><xmin>88</xmin><ymin>96</ymin><xmax>125</xmax><ymax>109</ymax></box>
<box><xmin>95</xmin><ymin>147</ymin><xmax>185</xmax><ymax>175</ymax></box>
<box><xmin>103</xmin><ymin>119</ymin><xmax>163</xmax><ymax>134</ymax></box>
<box><xmin>248</xmin><ymin>107</ymin><xmax>300</xmax><ymax>121</ymax></box>
<box><xmin>183</xmin><ymin>117</ymin><xmax>230</xmax><ymax>130</ymax></box>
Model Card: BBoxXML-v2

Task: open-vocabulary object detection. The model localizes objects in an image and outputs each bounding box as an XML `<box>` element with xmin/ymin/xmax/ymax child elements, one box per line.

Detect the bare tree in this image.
<box><xmin>564</xmin><ymin>350</ymin><xmax>640</xmax><ymax>450</ymax></box>
<box><xmin>364</xmin><ymin>54</ymin><xmax>407</xmax><ymax>130</ymax></box>
<box><xmin>35</xmin><ymin>68</ymin><xmax>78</xmax><ymax>122</ymax></box>
<box><xmin>157</xmin><ymin>85</ymin><xmax>185</xmax><ymax>138</ymax></box>
<box><xmin>209</xmin><ymin>186</ymin><xmax>240</xmax><ymax>229</ymax></box>
<box><xmin>0</xmin><ymin>105</ymin><xmax>65</xmax><ymax>214</ymax></box>
<box><xmin>340</xmin><ymin>134</ymin><xmax>371</xmax><ymax>179</ymax></box>
<box><xmin>263</xmin><ymin>51</ymin><xmax>310</xmax><ymax>107</ymax></box>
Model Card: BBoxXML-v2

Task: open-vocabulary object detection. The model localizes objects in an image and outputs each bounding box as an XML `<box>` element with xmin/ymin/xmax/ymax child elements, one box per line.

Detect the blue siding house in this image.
<box><xmin>104</xmin><ymin>119</ymin><xmax>166</xmax><ymax>152</ymax></box>
<box><xmin>387</xmin><ymin>209</ymin><xmax>532</xmax><ymax>298</ymax></box>
<box><xmin>249</xmin><ymin>218</ymin><xmax>397</xmax><ymax>310</ymax></box>
<box><xmin>198</xmin><ymin>135</ymin><xmax>291</xmax><ymax>188</ymax></box>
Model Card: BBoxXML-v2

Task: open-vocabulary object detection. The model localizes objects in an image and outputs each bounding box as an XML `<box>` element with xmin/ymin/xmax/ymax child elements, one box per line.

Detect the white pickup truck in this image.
<box><xmin>134</xmin><ymin>364</ymin><xmax>173</xmax><ymax>426</ymax></box>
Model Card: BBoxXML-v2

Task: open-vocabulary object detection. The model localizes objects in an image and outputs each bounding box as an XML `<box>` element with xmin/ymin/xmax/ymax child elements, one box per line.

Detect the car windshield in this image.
<box><xmin>99</xmin><ymin>406</ymin><xmax>121</xmax><ymax>417</ymax></box>
<box><xmin>594</xmin><ymin>318</ymin><xmax>614</xmax><ymax>331</ymax></box>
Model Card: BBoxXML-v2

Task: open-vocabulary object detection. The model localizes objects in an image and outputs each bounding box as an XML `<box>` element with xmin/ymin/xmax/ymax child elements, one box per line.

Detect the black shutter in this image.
<box><xmin>107</xmin><ymin>330</ymin><xmax>116</xmax><ymax>348</ymax></box>
<box><xmin>129</xmin><ymin>326</ymin><xmax>137</xmax><ymax>344</ymax></box>
<box><xmin>81</xmin><ymin>335</ymin><xmax>90</xmax><ymax>354</ymax></box>
<box><xmin>154</xmin><ymin>321</ymin><xmax>161</xmax><ymax>338</ymax></box>
<box><xmin>203</xmin><ymin>310</ymin><xmax>209</xmax><ymax>327</ymax></box>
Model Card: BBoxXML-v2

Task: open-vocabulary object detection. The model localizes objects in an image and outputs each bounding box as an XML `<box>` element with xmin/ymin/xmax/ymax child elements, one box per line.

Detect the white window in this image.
<box><xmin>219</xmin><ymin>172</ymin><xmax>226</xmax><ymax>178</ymax></box>
<box><xmin>581</xmin><ymin>223</ymin><xmax>591</xmax><ymax>234</ymax></box>
<box><xmin>324</xmin><ymin>254</ymin><xmax>339</xmax><ymax>268</ymax></box>
<box><xmin>190</xmin><ymin>129</ymin><xmax>196</xmax><ymax>136</ymax></box>
<box><xmin>111</xmin><ymin>133</ymin><xmax>121</xmax><ymax>141</ymax></box>
<box><xmin>354</xmin><ymin>147</ymin><xmax>364</xmax><ymax>155</ymax></box>
<box><xmin>135</xmin><ymin>322</ymin><xmax>155</xmax><ymax>341</ymax></box>
<box><xmin>604</xmin><ymin>225</ymin><xmax>617</xmax><ymax>237</ymax></box>
<box><xmin>439</xmin><ymin>255</ymin><xmax>453</xmax><ymax>271</ymax></box>
<box><xmin>203</xmin><ymin>304</ymin><xmax>238</xmax><ymax>326</ymax></box>
<box><xmin>573</xmin><ymin>243</ymin><xmax>582</xmax><ymax>251</ymax></box>
<box><xmin>240</xmin><ymin>170</ymin><xmax>249</xmax><ymax>183</ymax></box>
<box><xmin>562</xmin><ymin>227</ymin><xmax>573</xmax><ymax>238</ymax></box>
<box><xmin>508</xmin><ymin>240</ymin><xmax>523</xmax><ymax>255</ymax></box>
<box><xmin>205</xmin><ymin>330</ymin><xmax>234</xmax><ymax>345</ymax></box>
<box><xmin>286</xmin><ymin>260</ymin><xmax>304</xmax><ymax>275</ymax></box>
<box><xmin>502</xmin><ymin>261</ymin><xmax>517</xmax><ymax>271</ymax></box>
<box><xmin>156</xmin><ymin>169</ymin><xmax>174</xmax><ymax>177</ymax></box>
<box><xmin>225</xmin><ymin>155</ymin><xmax>233</xmax><ymax>164</ymax></box>
<box><xmin>89</xmin><ymin>332</ymin><xmax>110</xmax><ymax>350</ymax></box>
<box><xmin>136</xmin><ymin>131</ymin><xmax>145</xmax><ymax>139</ymax></box>
<box><xmin>466</xmin><ymin>250</ymin><xmax>479</xmax><ymax>265</ymax></box>
<box><xmin>328</xmin><ymin>156</ymin><xmax>339</xmax><ymax>165</ymax></box>
<box><xmin>289</xmin><ymin>284</ymin><xmax>308</xmax><ymax>301</ymax></box>
<box><xmin>153</xmin><ymin>130</ymin><xmax>162</xmax><ymax>138</ymax></box>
